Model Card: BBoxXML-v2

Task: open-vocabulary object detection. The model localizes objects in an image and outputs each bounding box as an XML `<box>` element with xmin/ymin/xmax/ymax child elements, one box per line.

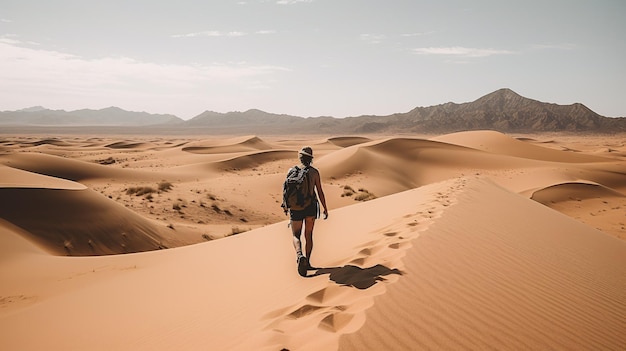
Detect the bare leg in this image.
<box><xmin>291</xmin><ymin>220</ymin><xmax>304</xmax><ymax>257</ymax></box>
<box><xmin>303</xmin><ymin>216</ymin><xmax>316</xmax><ymax>262</ymax></box>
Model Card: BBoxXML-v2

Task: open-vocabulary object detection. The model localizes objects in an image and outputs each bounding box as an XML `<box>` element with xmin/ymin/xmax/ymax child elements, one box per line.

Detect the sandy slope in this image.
<box><xmin>339</xmin><ymin>179</ymin><xmax>626</xmax><ymax>350</ymax></box>
<box><xmin>1</xmin><ymin>131</ymin><xmax>625</xmax><ymax>350</ymax></box>
<box><xmin>1</xmin><ymin>178</ymin><xmax>625</xmax><ymax>350</ymax></box>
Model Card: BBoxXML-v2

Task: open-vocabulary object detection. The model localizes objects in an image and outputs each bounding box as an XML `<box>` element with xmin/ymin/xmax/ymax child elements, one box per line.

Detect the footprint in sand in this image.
<box><xmin>388</xmin><ymin>242</ymin><xmax>410</xmax><ymax>250</ymax></box>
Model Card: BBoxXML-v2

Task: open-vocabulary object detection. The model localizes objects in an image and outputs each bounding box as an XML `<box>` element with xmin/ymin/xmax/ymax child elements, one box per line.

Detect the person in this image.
<box><xmin>285</xmin><ymin>146</ymin><xmax>328</xmax><ymax>275</ymax></box>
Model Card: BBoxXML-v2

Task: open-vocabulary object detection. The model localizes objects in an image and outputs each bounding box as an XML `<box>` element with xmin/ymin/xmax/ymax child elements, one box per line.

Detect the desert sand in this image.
<box><xmin>1</xmin><ymin>130</ymin><xmax>625</xmax><ymax>350</ymax></box>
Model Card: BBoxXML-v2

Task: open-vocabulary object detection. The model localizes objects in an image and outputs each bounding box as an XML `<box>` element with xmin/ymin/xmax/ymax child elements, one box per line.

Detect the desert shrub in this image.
<box><xmin>202</xmin><ymin>234</ymin><xmax>211</xmax><ymax>241</ymax></box>
<box><xmin>211</xmin><ymin>203</ymin><xmax>222</xmax><ymax>213</ymax></box>
<box><xmin>126</xmin><ymin>186</ymin><xmax>156</xmax><ymax>196</ymax></box>
<box><xmin>158</xmin><ymin>181</ymin><xmax>173</xmax><ymax>192</ymax></box>
<box><xmin>341</xmin><ymin>185</ymin><xmax>356</xmax><ymax>197</ymax></box>
<box><xmin>97</xmin><ymin>157</ymin><xmax>116</xmax><ymax>165</ymax></box>
<box><xmin>354</xmin><ymin>189</ymin><xmax>377</xmax><ymax>202</ymax></box>
<box><xmin>231</xmin><ymin>226</ymin><xmax>249</xmax><ymax>235</ymax></box>
<box><xmin>172</xmin><ymin>203</ymin><xmax>182</xmax><ymax>211</ymax></box>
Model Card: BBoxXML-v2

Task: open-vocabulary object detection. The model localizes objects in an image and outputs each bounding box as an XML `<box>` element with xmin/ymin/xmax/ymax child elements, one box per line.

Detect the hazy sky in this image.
<box><xmin>1</xmin><ymin>0</ymin><xmax>624</xmax><ymax>119</ymax></box>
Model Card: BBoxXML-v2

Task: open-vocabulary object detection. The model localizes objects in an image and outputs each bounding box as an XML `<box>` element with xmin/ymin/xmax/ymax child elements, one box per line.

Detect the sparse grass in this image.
<box><xmin>211</xmin><ymin>203</ymin><xmax>222</xmax><ymax>213</ymax></box>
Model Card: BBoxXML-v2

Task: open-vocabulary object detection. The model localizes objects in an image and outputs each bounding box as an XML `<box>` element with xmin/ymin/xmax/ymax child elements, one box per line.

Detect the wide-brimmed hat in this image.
<box><xmin>298</xmin><ymin>146</ymin><xmax>314</xmax><ymax>158</ymax></box>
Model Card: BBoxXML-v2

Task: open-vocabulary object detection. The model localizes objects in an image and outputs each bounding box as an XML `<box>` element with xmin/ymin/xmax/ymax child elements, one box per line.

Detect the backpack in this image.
<box><xmin>282</xmin><ymin>165</ymin><xmax>313</xmax><ymax>212</ymax></box>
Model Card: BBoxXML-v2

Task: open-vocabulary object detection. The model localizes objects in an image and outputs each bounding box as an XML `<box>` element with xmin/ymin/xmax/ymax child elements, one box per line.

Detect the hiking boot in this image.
<box><xmin>297</xmin><ymin>255</ymin><xmax>308</xmax><ymax>277</ymax></box>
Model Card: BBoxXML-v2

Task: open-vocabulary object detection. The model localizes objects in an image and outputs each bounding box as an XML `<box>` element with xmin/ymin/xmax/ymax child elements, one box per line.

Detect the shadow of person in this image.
<box><xmin>310</xmin><ymin>264</ymin><xmax>402</xmax><ymax>289</ymax></box>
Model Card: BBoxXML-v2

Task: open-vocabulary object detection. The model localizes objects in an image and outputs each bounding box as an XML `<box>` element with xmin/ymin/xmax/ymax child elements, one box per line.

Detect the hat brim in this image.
<box><xmin>298</xmin><ymin>151</ymin><xmax>314</xmax><ymax>158</ymax></box>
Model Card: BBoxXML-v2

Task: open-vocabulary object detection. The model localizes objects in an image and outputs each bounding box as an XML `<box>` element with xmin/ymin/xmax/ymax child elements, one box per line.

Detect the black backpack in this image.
<box><xmin>282</xmin><ymin>165</ymin><xmax>313</xmax><ymax>212</ymax></box>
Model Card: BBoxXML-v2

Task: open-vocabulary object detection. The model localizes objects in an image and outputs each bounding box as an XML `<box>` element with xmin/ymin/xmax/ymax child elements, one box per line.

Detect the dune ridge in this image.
<box><xmin>182</xmin><ymin>135</ymin><xmax>273</xmax><ymax>154</ymax></box>
<box><xmin>432</xmin><ymin>130</ymin><xmax>614</xmax><ymax>163</ymax></box>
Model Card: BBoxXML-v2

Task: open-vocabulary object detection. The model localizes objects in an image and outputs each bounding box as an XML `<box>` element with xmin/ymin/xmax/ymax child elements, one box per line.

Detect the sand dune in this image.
<box><xmin>105</xmin><ymin>141</ymin><xmax>154</xmax><ymax>149</ymax></box>
<box><xmin>0</xmin><ymin>165</ymin><xmax>86</xmax><ymax>190</ymax></box>
<box><xmin>183</xmin><ymin>135</ymin><xmax>273</xmax><ymax>154</ymax></box>
<box><xmin>208</xmin><ymin>150</ymin><xmax>297</xmax><ymax>171</ymax></box>
<box><xmin>531</xmin><ymin>181</ymin><xmax>626</xmax><ymax>202</ymax></box>
<box><xmin>1</xmin><ymin>131</ymin><xmax>625</xmax><ymax>350</ymax></box>
<box><xmin>327</xmin><ymin>136</ymin><xmax>372</xmax><ymax>148</ymax></box>
<box><xmin>432</xmin><ymin>130</ymin><xmax>614</xmax><ymax>162</ymax></box>
<box><xmin>0</xmin><ymin>186</ymin><xmax>172</xmax><ymax>255</ymax></box>
<box><xmin>0</xmin><ymin>152</ymin><xmax>162</xmax><ymax>182</ymax></box>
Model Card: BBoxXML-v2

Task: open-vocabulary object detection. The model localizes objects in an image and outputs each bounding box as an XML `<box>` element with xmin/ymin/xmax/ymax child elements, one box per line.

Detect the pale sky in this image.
<box><xmin>1</xmin><ymin>0</ymin><xmax>625</xmax><ymax>119</ymax></box>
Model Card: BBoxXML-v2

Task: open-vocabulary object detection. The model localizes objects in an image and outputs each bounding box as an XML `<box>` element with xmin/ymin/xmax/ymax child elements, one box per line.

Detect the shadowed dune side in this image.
<box><xmin>24</xmin><ymin>138</ymin><xmax>74</xmax><ymax>147</ymax></box>
<box><xmin>0</xmin><ymin>187</ymin><xmax>171</xmax><ymax>255</ymax></box>
<box><xmin>327</xmin><ymin>137</ymin><xmax>372</xmax><ymax>148</ymax></box>
<box><xmin>169</xmin><ymin>150</ymin><xmax>297</xmax><ymax>175</ymax></box>
<box><xmin>105</xmin><ymin>141</ymin><xmax>157</xmax><ymax>149</ymax></box>
<box><xmin>182</xmin><ymin>136</ymin><xmax>273</xmax><ymax>154</ymax></box>
<box><xmin>208</xmin><ymin>150</ymin><xmax>296</xmax><ymax>171</ymax></box>
<box><xmin>531</xmin><ymin>181</ymin><xmax>626</xmax><ymax>203</ymax></box>
<box><xmin>339</xmin><ymin>179</ymin><xmax>626</xmax><ymax>351</ymax></box>
<box><xmin>432</xmin><ymin>130</ymin><xmax>615</xmax><ymax>163</ymax></box>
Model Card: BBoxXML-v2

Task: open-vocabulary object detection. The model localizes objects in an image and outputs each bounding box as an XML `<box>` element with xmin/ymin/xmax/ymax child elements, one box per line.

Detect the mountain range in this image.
<box><xmin>2</xmin><ymin>89</ymin><xmax>625</xmax><ymax>134</ymax></box>
<box><xmin>0</xmin><ymin>106</ymin><xmax>180</xmax><ymax>127</ymax></box>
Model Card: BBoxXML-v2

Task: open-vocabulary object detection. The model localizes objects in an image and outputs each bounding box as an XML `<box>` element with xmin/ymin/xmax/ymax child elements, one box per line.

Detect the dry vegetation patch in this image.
<box><xmin>341</xmin><ymin>185</ymin><xmax>377</xmax><ymax>201</ymax></box>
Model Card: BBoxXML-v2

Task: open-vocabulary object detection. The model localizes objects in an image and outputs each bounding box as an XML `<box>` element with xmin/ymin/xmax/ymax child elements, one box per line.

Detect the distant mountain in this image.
<box><xmin>19</xmin><ymin>106</ymin><xmax>48</xmax><ymax>112</ymax></box>
<box><xmin>186</xmin><ymin>109</ymin><xmax>301</xmax><ymax>128</ymax></box>
<box><xmin>180</xmin><ymin>89</ymin><xmax>626</xmax><ymax>134</ymax></box>
<box><xmin>0</xmin><ymin>106</ymin><xmax>183</xmax><ymax>126</ymax></box>
<box><xmin>395</xmin><ymin>88</ymin><xmax>625</xmax><ymax>133</ymax></box>
<box><xmin>2</xmin><ymin>89</ymin><xmax>625</xmax><ymax>133</ymax></box>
